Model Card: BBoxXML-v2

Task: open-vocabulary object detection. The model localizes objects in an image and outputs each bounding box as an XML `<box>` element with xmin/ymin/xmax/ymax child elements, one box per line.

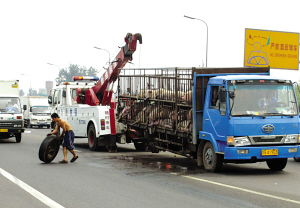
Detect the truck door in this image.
<box><xmin>293</xmin><ymin>82</ymin><xmax>300</xmax><ymax>114</ymax></box>
<box><xmin>52</xmin><ymin>89</ymin><xmax>63</xmax><ymax>115</ymax></box>
<box><xmin>203</xmin><ymin>85</ymin><xmax>228</xmax><ymax>142</ymax></box>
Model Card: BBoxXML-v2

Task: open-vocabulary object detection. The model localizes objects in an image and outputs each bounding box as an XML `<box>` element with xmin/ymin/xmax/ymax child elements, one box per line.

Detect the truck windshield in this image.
<box><xmin>32</xmin><ymin>106</ymin><xmax>50</xmax><ymax>115</ymax></box>
<box><xmin>0</xmin><ymin>97</ymin><xmax>21</xmax><ymax>114</ymax></box>
<box><xmin>229</xmin><ymin>81</ymin><xmax>298</xmax><ymax>116</ymax></box>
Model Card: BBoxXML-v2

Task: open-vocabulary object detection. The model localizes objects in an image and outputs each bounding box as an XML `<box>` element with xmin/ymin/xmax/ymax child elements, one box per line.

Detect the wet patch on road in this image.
<box><xmin>105</xmin><ymin>154</ymin><xmax>206</xmax><ymax>175</ymax></box>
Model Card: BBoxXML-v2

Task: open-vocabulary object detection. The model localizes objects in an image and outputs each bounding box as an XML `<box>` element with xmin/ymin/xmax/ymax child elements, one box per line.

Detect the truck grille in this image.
<box><xmin>249</xmin><ymin>135</ymin><xmax>284</xmax><ymax>144</ymax></box>
<box><xmin>0</xmin><ymin>121</ymin><xmax>22</xmax><ymax>128</ymax></box>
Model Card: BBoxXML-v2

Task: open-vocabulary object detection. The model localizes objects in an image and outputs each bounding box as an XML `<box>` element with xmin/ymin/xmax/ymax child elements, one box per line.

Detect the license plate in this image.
<box><xmin>0</xmin><ymin>129</ymin><xmax>8</xmax><ymax>132</ymax></box>
<box><xmin>262</xmin><ymin>149</ymin><xmax>278</xmax><ymax>156</ymax></box>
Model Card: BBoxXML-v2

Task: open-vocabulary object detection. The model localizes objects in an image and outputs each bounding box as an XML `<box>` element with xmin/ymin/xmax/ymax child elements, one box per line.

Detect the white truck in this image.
<box><xmin>48</xmin><ymin>33</ymin><xmax>142</xmax><ymax>151</ymax></box>
<box><xmin>0</xmin><ymin>80</ymin><xmax>25</xmax><ymax>143</ymax></box>
<box><xmin>21</xmin><ymin>96</ymin><xmax>51</xmax><ymax>128</ymax></box>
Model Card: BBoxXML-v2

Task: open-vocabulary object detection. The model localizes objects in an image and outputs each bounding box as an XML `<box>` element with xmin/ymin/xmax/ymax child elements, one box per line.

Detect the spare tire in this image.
<box><xmin>39</xmin><ymin>135</ymin><xmax>61</xmax><ymax>163</ymax></box>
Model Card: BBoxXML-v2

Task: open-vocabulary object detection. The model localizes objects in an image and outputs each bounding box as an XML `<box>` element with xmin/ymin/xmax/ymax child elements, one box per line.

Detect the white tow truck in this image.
<box><xmin>48</xmin><ymin>33</ymin><xmax>142</xmax><ymax>151</ymax></box>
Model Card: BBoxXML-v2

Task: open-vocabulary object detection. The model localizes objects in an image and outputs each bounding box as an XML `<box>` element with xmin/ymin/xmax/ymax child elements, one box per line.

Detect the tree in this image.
<box><xmin>55</xmin><ymin>64</ymin><xmax>98</xmax><ymax>84</ymax></box>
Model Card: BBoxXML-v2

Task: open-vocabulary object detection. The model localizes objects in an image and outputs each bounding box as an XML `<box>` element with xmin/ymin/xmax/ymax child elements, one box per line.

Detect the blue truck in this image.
<box><xmin>116</xmin><ymin>67</ymin><xmax>300</xmax><ymax>172</ymax></box>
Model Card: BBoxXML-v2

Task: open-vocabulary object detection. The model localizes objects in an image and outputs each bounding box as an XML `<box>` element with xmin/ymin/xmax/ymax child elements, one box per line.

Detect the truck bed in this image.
<box><xmin>117</xmin><ymin>67</ymin><xmax>194</xmax><ymax>155</ymax></box>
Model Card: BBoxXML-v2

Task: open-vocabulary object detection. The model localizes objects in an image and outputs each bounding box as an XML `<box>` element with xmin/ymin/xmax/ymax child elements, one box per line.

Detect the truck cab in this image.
<box><xmin>198</xmin><ymin>75</ymin><xmax>300</xmax><ymax>170</ymax></box>
<box><xmin>0</xmin><ymin>80</ymin><xmax>25</xmax><ymax>143</ymax></box>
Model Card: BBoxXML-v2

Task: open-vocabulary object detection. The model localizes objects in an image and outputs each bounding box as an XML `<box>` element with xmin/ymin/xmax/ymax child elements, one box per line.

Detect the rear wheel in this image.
<box><xmin>266</xmin><ymin>158</ymin><xmax>287</xmax><ymax>171</ymax></box>
<box><xmin>15</xmin><ymin>133</ymin><xmax>21</xmax><ymax>143</ymax></box>
<box><xmin>202</xmin><ymin>141</ymin><xmax>223</xmax><ymax>172</ymax></box>
<box><xmin>88</xmin><ymin>124</ymin><xmax>99</xmax><ymax>151</ymax></box>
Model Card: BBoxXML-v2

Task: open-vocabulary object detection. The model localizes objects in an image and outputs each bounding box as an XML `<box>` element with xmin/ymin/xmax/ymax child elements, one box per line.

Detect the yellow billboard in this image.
<box><xmin>244</xmin><ymin>28</ymin><xmax>299</xmax><ymax>70</ymax></box>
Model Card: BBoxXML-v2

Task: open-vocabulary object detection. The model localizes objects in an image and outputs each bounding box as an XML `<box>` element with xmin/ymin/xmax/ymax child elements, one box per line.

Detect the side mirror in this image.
<box><xmin>48</xmin><ymin>96</ymin><xmax>53</xmax><ymax>104</ymax></box>
<box><xmin>30</xmin><ymin>107</ymin><xmax>32</xmax><ymax>112</ymax></box>
<box><xmin>23</xmin><ymin>105</ymin><xmax>27</xmax><ymax>111</ymax></box>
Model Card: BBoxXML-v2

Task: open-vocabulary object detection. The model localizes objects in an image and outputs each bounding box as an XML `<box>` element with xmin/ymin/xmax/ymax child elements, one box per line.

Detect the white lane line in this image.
<box><xmin>0</xmin><ymin>168</ymin><xmax>65</xmax><ymax>208</ymax></box>
<box><xmin>183</xmin><ymin>175</ymin><xmax>300</xmax><ymax>205</ymax></box>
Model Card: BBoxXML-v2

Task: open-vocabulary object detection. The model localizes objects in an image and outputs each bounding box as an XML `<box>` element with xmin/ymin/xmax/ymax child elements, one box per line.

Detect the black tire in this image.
<box><xmin>202</xmin><ymin>141</ymin><xmax>223</xmax><ymax>172</ymax></box>
<box><xmin>15</xmin><ymin>133</ymin><xmax>21</xmax><ymax>143</ymax></box>
<box><xmin>38</xmin><ymin>135</ymin><xmax>60</xmax><ymax>163</ymax></box>
<box><xmin>105</xmin><ymin>135</ymin><xmax>117</xmax><ymax>153</ymax></box>
<box><xmin>88</xmin><ymin>124</ymin><xmax>99</xmax><ymax>151</ymax></box>
<box><xmin>294</xmin><ymin>157</ymin><xmax>300</xmax><ymax>162</ymax></box>
<box><xmin>24</xmin><ymin>120</ymin><xmax>28</xmax><ymax>128</ymax></box>
<box><xmin>266</xmin><ymin>158</ymin><xmax>288</xmax><ymax>171</ymax></box>
<box><xmin>133</xmin><ymin>141</ymin><xmax>147</xmax><ymax>151</ymax></box>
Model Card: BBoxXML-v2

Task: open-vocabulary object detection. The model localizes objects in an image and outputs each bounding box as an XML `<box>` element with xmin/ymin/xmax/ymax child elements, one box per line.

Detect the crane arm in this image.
<box><xmin>90</xmin><ymin>33</ymin><xmax>142</xmax><ymax>105</ymax></box>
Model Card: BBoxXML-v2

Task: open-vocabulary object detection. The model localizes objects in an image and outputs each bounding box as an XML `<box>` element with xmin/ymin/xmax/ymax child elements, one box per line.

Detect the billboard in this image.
<box><xmin>244</xmin><ymin>28</ymin><xmax>299</xmax><ymax>70</ymax></box>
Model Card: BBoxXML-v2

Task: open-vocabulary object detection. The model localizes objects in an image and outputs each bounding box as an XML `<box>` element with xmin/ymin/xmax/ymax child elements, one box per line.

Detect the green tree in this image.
<box><xmin>56</xmin><ymin>64</ymin><xmax>98</xmax><ymax>84</ymax></box>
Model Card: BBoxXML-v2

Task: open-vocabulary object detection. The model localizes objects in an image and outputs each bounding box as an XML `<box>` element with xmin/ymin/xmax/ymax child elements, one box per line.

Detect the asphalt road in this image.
<box><xmin>1</xmin><ymin>128</ymin><xmax>300</xmax><ymax>208</ymax></box>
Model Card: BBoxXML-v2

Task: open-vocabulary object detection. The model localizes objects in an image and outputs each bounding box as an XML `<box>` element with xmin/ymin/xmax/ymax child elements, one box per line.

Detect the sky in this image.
<box><xmin>0</xmin><ymin>0</ymin><xmax>299</xmax><ymax>92</ymax></box>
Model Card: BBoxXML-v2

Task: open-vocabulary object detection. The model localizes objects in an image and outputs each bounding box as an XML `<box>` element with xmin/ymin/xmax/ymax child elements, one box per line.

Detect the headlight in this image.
<box><xmin>227</xmin><ymin>136</ymin><xmax>251</xmax><ymax>146</ymax></box>
<box><xmin>284</xmin><ymin>135</ymin><xmax>299</xmax><ymax>143</ymax></box>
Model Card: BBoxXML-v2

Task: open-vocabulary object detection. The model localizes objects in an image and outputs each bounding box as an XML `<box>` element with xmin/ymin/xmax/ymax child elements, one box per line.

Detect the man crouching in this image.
<box><xmin>51</xmin><ymin>113</ymin><xmax>78</xmax><ymax>163</ymax></box>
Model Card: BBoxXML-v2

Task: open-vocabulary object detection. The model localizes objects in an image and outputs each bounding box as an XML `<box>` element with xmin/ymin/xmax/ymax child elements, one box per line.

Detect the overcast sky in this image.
<box><xmin>0</xmin><ymin>0</ymin><xmax>299</xmax><ymax>91</ymax></box>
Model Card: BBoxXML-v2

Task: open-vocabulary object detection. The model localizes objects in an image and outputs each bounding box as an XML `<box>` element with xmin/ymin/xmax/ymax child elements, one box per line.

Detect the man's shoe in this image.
<box><xmin>70</xmin><ymin>156</ymin><xmax>78</xmax><ymax>163</ymax></box>
<box><xmin>59</xmin><ymin>160</ymin><xmax>68</xmax><ymax>164</ymax></box>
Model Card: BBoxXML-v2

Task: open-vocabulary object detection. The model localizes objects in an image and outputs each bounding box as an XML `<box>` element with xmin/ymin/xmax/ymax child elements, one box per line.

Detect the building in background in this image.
<box><xmin>45</xmin><ymin>81</ymin><xmax>53</xmax><ymax>96</ymax></box>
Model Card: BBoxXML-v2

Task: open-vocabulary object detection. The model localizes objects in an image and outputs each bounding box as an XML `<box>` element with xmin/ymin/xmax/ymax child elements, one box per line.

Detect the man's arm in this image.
<box><xmin>51</xmin><ymin>123</ymin><xmax>59</xmax><ymax>135</ymax></box>
<box><xmin>59</xmin><ymin>122</ymin><xmax>67</xmax><ymax>138</ymax></box>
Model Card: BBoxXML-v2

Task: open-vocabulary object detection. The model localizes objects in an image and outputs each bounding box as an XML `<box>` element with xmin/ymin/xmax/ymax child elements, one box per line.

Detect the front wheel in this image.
<box><xmin>88</xmin><ymin>124</ymin><xmax>99</xmax><ymax>151</ymax></box>
<box><xmin>266</xmin><ymin>158</ymin><xmax>287</xmax><ymax>171</ymax></box>
<box><xmin>15</xmin><ymin>133</ymin><xmax>21</xmax><ymax>143</ymax></box>
<box><xmin>202</xmin><ymin>141</ymin><xmax>223</xmax><ymax>172</ymax></box>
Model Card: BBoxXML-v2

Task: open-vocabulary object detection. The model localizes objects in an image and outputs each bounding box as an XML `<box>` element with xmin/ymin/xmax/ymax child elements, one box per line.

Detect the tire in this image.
<box><xmin>133</xmin><ymin>141</ymin><xmax>147</xmax><ymax>151</ymax></box>
<box><xmin>15</xmin><ymin>133</ymin><xmax>21</xmax><ymax>143</ymax></box>
<box><xmin>88</xmin><ymin>124</ymin><xmax>99</xmax><ymax>151</ymax></box>
<box><xmin>105</xmin><ymin>135</ymin><xmax>117</xmax><ymax>153</ymax></box>
<box><xmin>202</xmin><ymin>141</ymin><xmax>223</xmax><ymax>172</ymax></box>
<box><xmin>266</xmin><ymin>158</ymin><xmax>287</xmax><ymax>171</ymax></box>
<box><xmin>294</xmin><ymin>157</ymin><xmax>300</xmax><ymax>162</ymax></box>
<box><xmin>38</xmin><ymin>135</ymin><xmax>60</xmax><ymax>163</ymax></box>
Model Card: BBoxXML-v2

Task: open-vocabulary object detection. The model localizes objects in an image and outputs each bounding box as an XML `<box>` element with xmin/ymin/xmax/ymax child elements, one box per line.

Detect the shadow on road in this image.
<box><xmin>73</xmin><ymin>141</ymin><xmax>291</xmax><ymax>176</ymax></box>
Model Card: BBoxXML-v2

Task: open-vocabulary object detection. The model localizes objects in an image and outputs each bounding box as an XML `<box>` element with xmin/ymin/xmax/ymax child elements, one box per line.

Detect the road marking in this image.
<box><xmin>0</xmin><ymin>168</ymin><xmax>65</xmax><ymax>208</ymax></box>
<box><xmin>24</xmin><ymin>130</ymin><xmax>31</xmax><ymax>133</ymax></box>
<box><xmin>182</xmin><ymin>175</ymin><xmax>300</xmax><ymax>205</ymax></box>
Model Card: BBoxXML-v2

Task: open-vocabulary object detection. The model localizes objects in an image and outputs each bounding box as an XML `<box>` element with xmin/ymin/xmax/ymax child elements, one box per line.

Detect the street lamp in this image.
<box><xmin>93</xmin><ymin>46</ymin><xmax>111</xmax><ymax>65</ymax></box>
<box><xmin>184</xmin><ymin>15</ymin><xmax>208</xmax><ymax>67</ymax></box>
<box><xmin>46</xmin><ymin>62</ymin><xmax>61</xmax><ymax>85</ymax></box>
